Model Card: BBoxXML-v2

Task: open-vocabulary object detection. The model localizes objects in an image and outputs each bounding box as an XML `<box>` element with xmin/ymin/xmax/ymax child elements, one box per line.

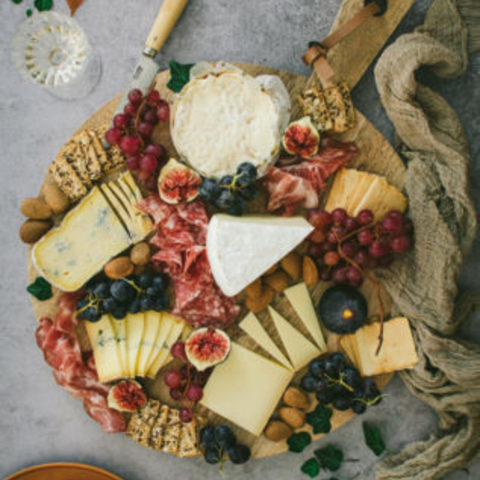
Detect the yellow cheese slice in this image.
<box><xmin>284</xmin><ymin>283</ymin><xmax>327</xmax><ymax>351</ymax></box>
<box><xmin>32</xmin><ymin>187</ymin><xmax>132</xmax><ymax>291</ymax></box>
<box><xmin>110</xmin><ymin>316</ymin><xmax>127</xmax><ymax>376</ymax></box>
<box><xmin>352</xmin><ymin>317</ymin><xmax>419</xmax><ymax>377</ymax></box>
<box><xmin>147</xmin><ymin>313</ymin><xmax>185</xmax><ymax>379</ymax></box>
<box><xmin>125</xmin><ymin>312</ymin><xmax>145</xmax><ymax>377</ymax></box>
<box><xmin>136</xmin><ymin>311</ymin><xmax>162</xmax><ymax>377</ymax></box>
<box><xmin>84</xmin><ymin>315</ymin><xmax>124</xmax><ymax>382</ymax></box>
<box><xmin>239</xmin><ymin>312</ymin><xmax>292</xmax><ymax>369</ymax></box>
<box><xmin>201</xmin><ymin>342</ymin><xmax>294</xmax><ymax>436</ymax></box>
<box><xmin>268</xmin><ymin>307</ymin><xmax>320</xmax><ymax>371</ymax></box>
<box><xmin>144</xmin><ymin>313</ymin><xmax>172</xmax><ymax>376</ymax></box>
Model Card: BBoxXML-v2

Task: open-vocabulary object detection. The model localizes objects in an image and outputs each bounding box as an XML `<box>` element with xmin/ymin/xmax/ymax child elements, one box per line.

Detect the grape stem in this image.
<box><xmin>133</xmin><ymin>97</ymin><xmax>149</xmax><ymax>149</ymax></box>
<box><xmin>334</xmin><ymin>231</ymin><xmax>385</xmax><ymax>355</ymax></box>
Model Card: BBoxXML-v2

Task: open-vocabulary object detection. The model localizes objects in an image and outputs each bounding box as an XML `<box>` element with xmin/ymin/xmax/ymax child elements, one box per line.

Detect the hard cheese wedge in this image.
<box><xmin>137</xmin><ymin>311</ymin><xmax>162</xmax><ymax>376</ymax></box>
<box><xmin>207</xmin><ymin>214</ymin><xmax>313</xmax><ymax>296</ymax></box>
<box><xmin>340</xmin><ymin>317</ymin><xmax>419</xmax><ymax>376</ymax></box>
<box><xmin>239</xmin><ymin>312</ymin><xmax>292</xmax><ymax>369</ymax></box>
<box><xmin>32</xmin><ymin>187</ymin><xmax>132</xmax><ymax>291</ymax></box>
<box><xmin>125</xmin><ymin>313</ymin><xmax>145</xmax><ymax>377</ymax></box>
<box><xmin>84</xmin><ymin>315</ymin><xmax>124</xmax><ymax>382</ymax></box>
<box><xmin>284</xmin><ymin>283</ymin><xmax>327</xmax><ymax>351</ymax></box>
<box><xmin>147</xmin><ymin>313</ymin><xmax>186</xmax><ymax>379</ymax></box>
<box><xmin>268</xmin><ymin>307</ymin><xmax>320</xmax><ymax>371</ymax></box>
<box><xmin>325</xmin><ymin>168</ymin><xmax>407</xmax><ymax>221</ymax></box>
<box><xmin>201</xmin><ymin>342</ymin><xmax>294</xmax><ymax>436</ymax></box>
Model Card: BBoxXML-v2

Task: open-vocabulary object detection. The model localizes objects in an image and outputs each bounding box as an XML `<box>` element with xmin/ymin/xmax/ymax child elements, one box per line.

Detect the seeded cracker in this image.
<box><xmin>126</xmin><ymin>399</ymin><xmax>161</xmax><ymax>446</ymax></box>
<box><xmin>297</xmin><ymin>87</ymin><xmax>334</xmax><ymax>132</ymax></box>
<box><xmin>48</xmin><ymin>155</ymin><xmax>87</xmax><ymax>201</ymax></box>
<box><xmin>78</xmin><ymin>131</ymin><xmax>102</xmax><ymax>181</ymax></box>
<box><xmin>323</xmin><ymin>85</ymin><xmax>349</xmax><ymax>132</ymax></box>
<box><xmin>162</xmin><ymin>408</ymin><xmax>181</xmax><ymax>454</ymax></box>
<box><xmin>149</xmin><ymin>404</ymin><xmax>170</xmax><ymax>450</ymax></box>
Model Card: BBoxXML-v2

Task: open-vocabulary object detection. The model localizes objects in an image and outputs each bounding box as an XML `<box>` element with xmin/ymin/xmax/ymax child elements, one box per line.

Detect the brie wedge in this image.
<box><xmin>171</xmin><ymin>64</ymin><xmax>290</xmax><ymax>178</ymax></box>
<box><xmin>207</xmin><ymin>214</ymin><xmax>313</xmax><ymax>297</ymax></box>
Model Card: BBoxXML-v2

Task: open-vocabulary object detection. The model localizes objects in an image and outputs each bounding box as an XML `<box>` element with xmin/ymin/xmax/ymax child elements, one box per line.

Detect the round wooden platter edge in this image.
<box><xmin>27</xmin><ymin>63</ymin><xmax>401</xmax><ymax>459</ymax></box>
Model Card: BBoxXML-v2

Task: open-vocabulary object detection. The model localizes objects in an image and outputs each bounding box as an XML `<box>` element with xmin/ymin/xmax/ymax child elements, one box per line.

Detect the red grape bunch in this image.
<box><xmin>308</xmin><ymin>207</ymin><xmax>414</xmax><ymax>288</ymax></box>
<box><xmin>163</xmin><ymin>341</ymin><xmax>212</xmax><ymax>423</ymax></box>
<box><xmin>105</xmin><ymin>88</ymin><xmax>170</xmax><ymax>191</ymax></box>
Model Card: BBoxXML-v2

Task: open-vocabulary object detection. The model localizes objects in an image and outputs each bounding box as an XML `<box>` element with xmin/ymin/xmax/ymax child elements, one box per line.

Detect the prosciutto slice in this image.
<box><xmin>137</xmin><ymin>196</ymin><xmax>240</xmax><ymax>328</ymax></box>
<box><xmin>264</xmin><ymin>138</ymin><xmax>358</xmax><ymax>215</ymax></box>
<box><xmin>36</xmin><ymin>293</ymin><xmax>126</xmax><ymax>433</ymax></box>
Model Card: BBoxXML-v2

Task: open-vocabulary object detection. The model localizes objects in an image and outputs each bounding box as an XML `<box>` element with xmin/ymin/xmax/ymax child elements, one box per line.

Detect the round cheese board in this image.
<box><xmin>25</xmin><ymin>62</ymin><xmax>414</xmax><ymax>461</ymax></box>
<box><xmin>5</xmin><ymin>463</ymin><xmax>125</xmax><ymax>480</ymax></box>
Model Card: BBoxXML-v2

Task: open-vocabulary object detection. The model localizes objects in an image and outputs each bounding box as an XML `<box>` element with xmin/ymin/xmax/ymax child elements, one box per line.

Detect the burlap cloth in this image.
<box><xmin>370</xmin><ymin>0</ymin><xmax>480</xmax><ymax>478</ymax></box>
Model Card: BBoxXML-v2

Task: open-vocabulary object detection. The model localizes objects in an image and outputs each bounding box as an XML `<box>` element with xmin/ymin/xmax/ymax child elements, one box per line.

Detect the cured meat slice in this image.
<box><xmin>36</xmin><ymin>293</ymin><xmax>126</xmax><ymax>433</ymax></box>
<box><xmin>137</xmin><ymin>196</ymin><xmax>240</xmax><ymax>328</ymax></box>
<box><xmin>264</xmin><ymin>138</ymin><xmax>358</xmax><ymax>215</ymax></box>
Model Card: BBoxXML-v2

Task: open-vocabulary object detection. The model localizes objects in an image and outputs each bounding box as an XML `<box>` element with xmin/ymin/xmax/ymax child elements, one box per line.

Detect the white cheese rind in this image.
<box><xmin>171</xmin><ymin>68</ymin><xmax>290</xmax><ymax>178</ymax></box>
<box><xmin>31</xmin><ymin>187</ymin><xmax>132</xmax><ymax>291</ymax></box>
<box><xmin>207</xmin><ymin>214</ymin><xmax>313</xmax><ymax>297</ymax></box>
<box><xmin>200</xmin><ymin>342</ymin><xmax>294</xmax><ymax>436</ymax></box>
<box><xmin>239</xmin><ymin>312</ymin><xmax>292</xmax><ymax>369</ymax></box>
<box><xmin>284</xmin><ymin>283</ymin><xmax>327</xmax><ymax>351</ymax></box>
<box><xmin>268</xmin><ymin>307</ymin><xmax>320</xmax><ymax>371</ymax></box>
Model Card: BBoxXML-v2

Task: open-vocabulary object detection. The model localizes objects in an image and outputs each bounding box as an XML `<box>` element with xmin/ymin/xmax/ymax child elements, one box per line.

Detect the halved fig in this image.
<box><xmin>282</xmin><ymin>116</ymin><xmax>320</xmax><ymax>158</ymax></box>
<box><xmin>107</xmin><ymin>380</ymin><xmax>147</xmax><ymax>413</ymax></box>
<box><xmin>158</xmin><ymin>158</ymin><xmax>202</xmax><ymax>204</ymax></box>
<box><xmin>185</xmin><ymin>327</ymin><xmax>231</xmax><ymax>371</ymax></box>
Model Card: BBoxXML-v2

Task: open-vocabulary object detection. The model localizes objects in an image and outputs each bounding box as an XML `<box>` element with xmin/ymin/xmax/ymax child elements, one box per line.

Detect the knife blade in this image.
<box><xmin>109</xmin><ymin>0</ymin><xmax>189</xmax><ymax>128</ymax></box>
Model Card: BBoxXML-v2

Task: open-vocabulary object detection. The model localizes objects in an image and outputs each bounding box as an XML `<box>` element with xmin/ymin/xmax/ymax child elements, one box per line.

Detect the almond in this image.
<box><xmin>245</xmin><ymin>277</ymin><xmax>262</xmax><ymax>299</ymax></box>
<box><xmin>19</xmin><ymin>220</ymin><xmax>51</xmax><ymax>243</ymax></box>
<box><xmin>264</xmin><ymin>270</ymin><xmax>289</xmax><ymax>293</ymax></box>
<box><xmin>245</xmin><ymin>285</ymin><xmax>275</xmax><ymax>313</ymax></box>
<box><xmin>302</xmin><ymin>255</ymin><xmax>319</xmax><ymax>287</ymax></box>
<box><xmin>41</xmin><ymin>181</ymin><xmax>70</xmax><ymax>214</ymax></box>
<box><xmin>104</xmin><ymin>256</ymin><xmax>134</xmax><ymax>279</ymax></box>
<box><xmin>130</xmin><ymin>242</ymin><xmax>151</xmax><ymax>266</ymax></box>
<box><xmin>283</xmin><ymin>386</ymin><xmax>310</xmax><ymax>410</ymax></box>
<box><xmin>278</xmin><ymin>407</ymin><xmax>306</xmax><ymax>428</ymax></box>
<box><xmin>20</xmin><ymin>198</ymin><xmax>52</xmax><ymax>220</ymax></box>
<box><xmin>264</xmin><ymin>262</ymin><xmax>279</xmax><ymax>276</ymax></box>
<box><xmin>264</xmin><ymin>420</ymin><xmax>292</xmax><ymax>442</ymax></box>
<box><xmin>281</xmin><ymin>252</ymin><xmax>302</xmax><ymax>281</ymax></box>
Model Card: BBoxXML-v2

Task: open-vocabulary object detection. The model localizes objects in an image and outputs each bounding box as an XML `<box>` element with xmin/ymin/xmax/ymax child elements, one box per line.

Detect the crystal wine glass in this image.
<box><xmin>11</xmin><ymin>11</ymin><xmax>101</xmax><ymax>100</ymax></box>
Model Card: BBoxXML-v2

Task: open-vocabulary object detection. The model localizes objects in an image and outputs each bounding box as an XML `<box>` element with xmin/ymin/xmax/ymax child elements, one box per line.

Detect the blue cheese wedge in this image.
<box><xmin>84</xmin><ymin>315</ymin><xmax>124</xmax><ymax>382</ymax></box>
<box><xmin>207</xmin><ymin>214</ymin><xmax>314</xmax><ymax>296</ymax></box>
<box><xmin>125</xmin><ymin>313</ymin><xmax>145</xmax><ymax>377</ymax></box>
<box><xmin>136</xmin><ymin>311</ymin><xmax>162</xmax><ymax>377</ymax></box>
<box><xmin>32</xmin><ymin>187</ymin><xmax>132</xmax><ymax>291</ymax></box>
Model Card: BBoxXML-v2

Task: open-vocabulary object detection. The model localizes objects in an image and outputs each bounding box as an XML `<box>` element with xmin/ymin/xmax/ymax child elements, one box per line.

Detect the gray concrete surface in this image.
<box><xmin>0</xmin><ymin>1</ymin><xmax>478</xmax><ymax>479</ymax></box>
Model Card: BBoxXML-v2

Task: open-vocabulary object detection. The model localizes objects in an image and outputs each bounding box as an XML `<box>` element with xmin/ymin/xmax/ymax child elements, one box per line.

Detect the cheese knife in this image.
<box><xmin>110</xmin><ymin>0</ymin><xmax>189</xmax><ymax>124</ymax></box>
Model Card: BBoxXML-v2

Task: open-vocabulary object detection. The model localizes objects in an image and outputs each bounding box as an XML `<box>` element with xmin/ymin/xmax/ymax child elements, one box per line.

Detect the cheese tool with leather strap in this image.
<box><xmin>298</xmin><ymin>0</ymin><xmax>387</xmax><ymax>134</ymax></box>
<box><xmin>106</xmin><ymin>0</ymin><xmax>189</xmax><ymax>144</ymax></box>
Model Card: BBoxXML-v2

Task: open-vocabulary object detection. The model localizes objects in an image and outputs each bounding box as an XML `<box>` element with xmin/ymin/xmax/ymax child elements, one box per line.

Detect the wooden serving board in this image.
<box><xmin>27</xmin><ymin>0</ymin><xmax>415</xmax><ymax>460</ymax></box>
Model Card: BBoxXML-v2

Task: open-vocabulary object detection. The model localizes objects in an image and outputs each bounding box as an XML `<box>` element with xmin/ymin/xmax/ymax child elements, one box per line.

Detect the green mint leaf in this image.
<box><xmin>34</xmin><ymin>0</ymin><xmax>53</xmax><ymax>11</ymax></box>
<box><xmin>306</xmin><ymin>405</ymin><xmax>333</xmax><ymax>434</ymax></box>
<box><xmin>301</xmin><ymin>458</ymin><xmax>320</xmax><ymax>478</ymax></box>
<box><xmin>26</xmin><ymin>8</ymin><xmax>33</xmax><ymax>15</ymax></box>
<box><xmin>12</xmin><ymin>0</ymin><xmax>23</xmax><ymax>5</ymax></box>
<box><xmin>287</xmin><ymin>432</ymin><xmax>311</xmax><ymax>453</ymax></box>
<box><xmin>27</xmin><ymin>277</ymin><xmax>52</xmax><ymax>301</ymax></box>
<box><xmin>314</xmin><ymin>444</ymin><xmax>343</xmax><ymax>472</ymax></box>
<box><xmin>166</xmin><ymin>60</ymin><xmax>194</xmax><ymax>93</ymax></box>
<box><xmin>363</xmin><ymin>422</ymin><xmax>386</xmax><ymax>456</ymax></box>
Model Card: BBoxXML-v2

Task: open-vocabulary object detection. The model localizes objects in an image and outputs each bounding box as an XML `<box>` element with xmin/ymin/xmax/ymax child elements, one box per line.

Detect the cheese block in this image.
<box><xmin>136</xmin><ymin>311</ymin><xmax>162</xmax><ymax>376</ymax></box>
<box><xmin>125</xmin><ymin>313</ymin><xmax>145</xmax><ymax>377</ymax></box>
<box><xmin>84</xmin><ymin>315</ymin><xmax>124</xmax><ymax>382</ymax></box>
<box><xmin>207</xmin><ymin>214</ymin><xmax>313</xmax><ymax>296</ymax></box>
<box><xmin>239</xmin><ymin>312</ymin><xmax>292</xmax><ymax>369</ymax></box>
<box><xmin>200</xmin><ymin>342</ymin><xmax>294</xmax><ymax>436</ymax></box>
<box><xmin>268</xmin><ymin>307</ymin><xmax>320</xmax><ymax>371</ymax></box>
<box><xmin>31</xmin><ymin>187</ymin><xmax>132</xmax><ymax>291</ymax></box>
<box><xmin>171</xmin><ymin>64</ymin><xmax>290</xmax><ymax>178</ymax></box>
<box><xmin>147</xmin><ymin>313</ymin><xmax>186</xmax><ymax>378</ymax></box>
<box><xmin>325</xmin><ymin>168</ymin><xmax>407</xmax><ymax>221</ymax></box>
<box><xmin>284</xmin><ymin>283</ymin><xmax>327</xmax><ymax>351</ymax></box>
<box><xmin>341</xmin><ymin>317</ymin><xmax>419</xmax><ymax>377</ymax></box>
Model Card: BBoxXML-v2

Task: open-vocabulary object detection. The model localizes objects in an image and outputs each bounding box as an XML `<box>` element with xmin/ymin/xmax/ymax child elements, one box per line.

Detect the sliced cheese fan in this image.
<box><xmin>325</xmin><ymin>168</ymin><xmax>407</xmax><ymax>221</ymax></box>
<box><xmin>207</xmin><ymin>214</ymin><xmax>313</xmax><ymax>296</ymax></box>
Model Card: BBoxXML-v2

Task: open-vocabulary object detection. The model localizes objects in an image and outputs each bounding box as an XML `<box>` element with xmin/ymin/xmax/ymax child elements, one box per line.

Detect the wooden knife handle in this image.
<box><xmin>145</xmin><ymin>0</ymin><xmax>189</xmax><ymax>53</ymax></box>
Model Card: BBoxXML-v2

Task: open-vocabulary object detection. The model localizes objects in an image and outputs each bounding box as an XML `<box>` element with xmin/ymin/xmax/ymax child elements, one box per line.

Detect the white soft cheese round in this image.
<box><xmin>171</xmin><ymin>68</ymin><xmax>290</xmax><ymax>178</ymax></box>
